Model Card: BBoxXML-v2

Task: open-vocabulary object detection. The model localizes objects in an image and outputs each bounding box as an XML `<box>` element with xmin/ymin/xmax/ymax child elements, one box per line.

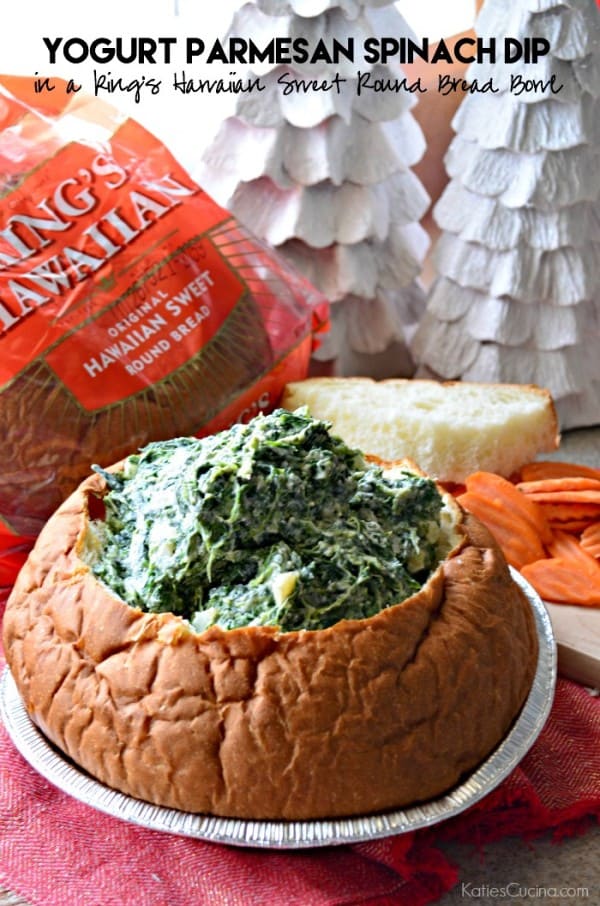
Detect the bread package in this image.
<box><xmin>3</xmin><ymin>408</ymin><xmax>538</xmax><ymax>820</ymax></box>
<box><xmin>0</xmin><ymin>76</ymin><xmax>327</xmax><ymax>576</ymax></box>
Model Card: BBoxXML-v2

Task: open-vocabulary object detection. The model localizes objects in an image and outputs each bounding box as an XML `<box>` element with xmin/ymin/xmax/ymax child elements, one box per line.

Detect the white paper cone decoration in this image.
<box><xmin>280</xmin><ymin>222</ymin><xmax>429</xmax><ymax>301</ymax></box>
<box><xmin>413</xmin><ymin>0</ymin><xmax>600</xmax><ymax>429</ymax></box>
<box><xmin>435</xmin><ymin>184</ymin><xmax>600</xmax><ymax>250</ymax></box>
<box><xmin>201</xmin><ymin>112</ymin><xmax>425</xmax><ymax>191</ymax></box>
<box><xmin>197</xmin><ymin>0</ymin><xmax>430</xmax><ymax>376</ymax></box>
<box><xmin>445</xmin><ymin>139</ymin><xmax>600</xmax><ymax>207</ymax></box>
<box><xmin>230</xmin><ymin>173</ymin><xmax>429</xmax><ymax>247</ymax></box>
<box><xmin>255</xmin><ymin>0</ymin><xmax>390</xmax><ymax>19</ymax></box>
<box><xmin>228</xmin><ymin>4</ymin><xmax>401</xmax><ymax>78</ymax></box>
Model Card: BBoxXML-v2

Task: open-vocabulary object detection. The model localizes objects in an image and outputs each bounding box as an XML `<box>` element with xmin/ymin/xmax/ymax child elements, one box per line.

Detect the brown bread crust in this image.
<box><xmin>3</xmin><ymin>472</ymin><xmax>538</xmax><ymax>820</ymax></box>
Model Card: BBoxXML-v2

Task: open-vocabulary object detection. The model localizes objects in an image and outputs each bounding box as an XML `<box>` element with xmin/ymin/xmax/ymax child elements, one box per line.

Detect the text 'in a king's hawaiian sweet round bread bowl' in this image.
<box><xmin>2</xmin><ymin>408</ymin><xmax>539</xmax><ymax>821</ymax></box>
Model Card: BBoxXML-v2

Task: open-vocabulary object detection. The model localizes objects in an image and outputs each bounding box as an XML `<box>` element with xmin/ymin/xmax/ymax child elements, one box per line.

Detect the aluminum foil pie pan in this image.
<box><xmin>0</xmin><ymin>569</ymin><xmax>556</xmax><ymax>849</ymax></box>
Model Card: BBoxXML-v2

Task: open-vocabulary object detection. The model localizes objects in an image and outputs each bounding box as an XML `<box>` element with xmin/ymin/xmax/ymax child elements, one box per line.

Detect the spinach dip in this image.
<box><xmin>85</xmin><ymin>408</ymin><xmax>454</xmax><ymax>633</ymax></box>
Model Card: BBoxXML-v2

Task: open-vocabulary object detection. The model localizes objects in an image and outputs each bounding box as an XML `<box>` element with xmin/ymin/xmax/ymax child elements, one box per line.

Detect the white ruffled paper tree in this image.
<box><xmin>196</xmin><ymin>0</ymin><xmax>431</xmax><ymax>376</ymax></box>
<box><xmin>412</xmin><ymin>0</ymin><xmax>600</xmax><ymax>429</ymax></box>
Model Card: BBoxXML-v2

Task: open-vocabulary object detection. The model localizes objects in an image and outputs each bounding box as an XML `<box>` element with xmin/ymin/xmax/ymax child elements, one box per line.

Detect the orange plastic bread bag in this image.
<box><xmin>0</xmin><ymin>75</ymin><xmax>328</xmax><ymax>587</ymax></box>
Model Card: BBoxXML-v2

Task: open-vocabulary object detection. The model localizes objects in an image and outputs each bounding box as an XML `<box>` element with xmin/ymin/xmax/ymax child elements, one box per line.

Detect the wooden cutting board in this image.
<box><xmin>545</xmin><ymin>601</ymin><xmax>600</xmax><ymax>689</ymax></box>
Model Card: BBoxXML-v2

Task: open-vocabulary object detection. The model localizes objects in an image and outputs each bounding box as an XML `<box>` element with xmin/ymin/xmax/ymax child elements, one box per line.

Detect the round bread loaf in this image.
<box><xmin>3</xmin><ymin>467</ymin><xmax>538</xmax><ymax>820</ymax></box>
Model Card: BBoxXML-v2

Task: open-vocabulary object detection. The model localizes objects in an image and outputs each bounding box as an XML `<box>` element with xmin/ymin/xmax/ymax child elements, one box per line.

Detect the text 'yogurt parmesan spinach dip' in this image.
<box><xmin>85</xmin><ymin>408</ymin><xmax>455</xmax><ymax>633</ymax></box>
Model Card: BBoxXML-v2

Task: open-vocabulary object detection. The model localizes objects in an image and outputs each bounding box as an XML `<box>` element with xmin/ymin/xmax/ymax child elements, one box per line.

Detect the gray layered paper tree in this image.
<box><xmin>412</xmin><ymin>0</ymin><xmax>600</xmax><ymax>429</ymax></box>
<box><xmin>196</xmin><ymin>0</ymin><xmax>431</xmax><ymax>376</ymax></box>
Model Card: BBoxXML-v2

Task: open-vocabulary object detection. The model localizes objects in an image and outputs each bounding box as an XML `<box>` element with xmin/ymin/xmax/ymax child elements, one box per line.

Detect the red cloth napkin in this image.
<box><xmin>1</xmin><ymin>656</ymin><xmax>599</xmax><ymax>906</ymax></box>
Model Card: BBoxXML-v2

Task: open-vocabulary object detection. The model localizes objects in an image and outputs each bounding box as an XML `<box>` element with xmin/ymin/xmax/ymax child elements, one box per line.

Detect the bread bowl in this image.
<box><xmin>2</xmin><ymin>408</ymin><xmax>538</xmax><ymax>820</ymax></box>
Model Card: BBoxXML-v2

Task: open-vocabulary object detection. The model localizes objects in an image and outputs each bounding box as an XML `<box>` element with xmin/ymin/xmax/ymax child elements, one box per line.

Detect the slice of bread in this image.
<box><xmin>281</xmin><ymin>377</ymin><xmax>560</xmax><ymax>483</ymax></box>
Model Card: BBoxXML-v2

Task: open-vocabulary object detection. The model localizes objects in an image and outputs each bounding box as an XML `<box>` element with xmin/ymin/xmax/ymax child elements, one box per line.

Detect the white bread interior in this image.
<box><xmin>282</xmin><ymin>378</ymin><xmax>560</xmax><ymax>483</ymax></box>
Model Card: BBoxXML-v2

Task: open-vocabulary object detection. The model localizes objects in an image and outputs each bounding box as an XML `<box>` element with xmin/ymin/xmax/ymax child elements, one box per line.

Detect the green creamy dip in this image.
<box><xmin>86</xmin><ymin>408</ymin><xmax>449</xmax><ymax>633</ymax></box>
